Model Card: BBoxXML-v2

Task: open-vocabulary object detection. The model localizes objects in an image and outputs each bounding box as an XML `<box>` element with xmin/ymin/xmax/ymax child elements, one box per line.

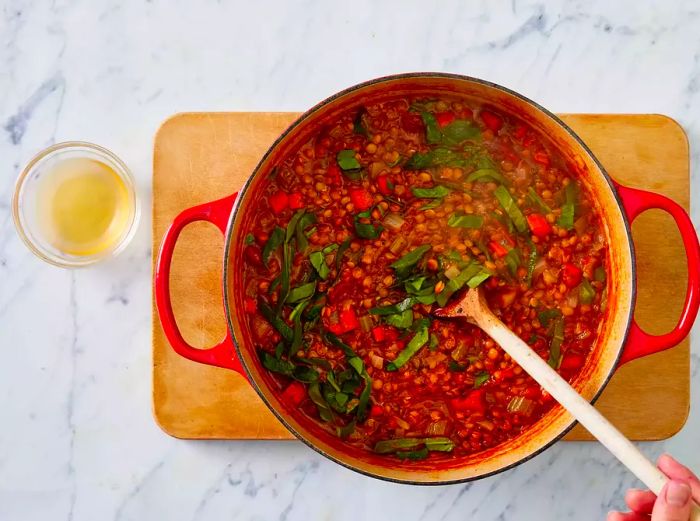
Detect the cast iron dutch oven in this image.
<box><xmin>155</xmin><ymin>73</ymin><xmax>700</xmax><ymax>484</ymax></box>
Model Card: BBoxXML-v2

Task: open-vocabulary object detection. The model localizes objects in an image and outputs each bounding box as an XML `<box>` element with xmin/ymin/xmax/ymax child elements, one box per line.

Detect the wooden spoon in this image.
<box><xmin>435</xmin><ymin>287</ymin><xmax>699</xmax><ymax>519</ymax></box>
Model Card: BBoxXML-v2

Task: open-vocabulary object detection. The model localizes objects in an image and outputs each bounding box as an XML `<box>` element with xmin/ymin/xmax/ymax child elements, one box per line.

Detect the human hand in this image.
<box><xmin>608</xmin><ymin>454</ymin><xmax>699</xmax><ymax>521</ymax></box>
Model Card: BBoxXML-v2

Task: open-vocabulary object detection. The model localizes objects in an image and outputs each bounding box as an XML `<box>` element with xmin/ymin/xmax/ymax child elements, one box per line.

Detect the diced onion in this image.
<box><xmin>450</xmin><ymin>342</ymin><xmax>470</xmax><ymax>362</ymax></box>
<box><xmin>507</xmin><ymin>396</ymin><xmax>535</xmax><ymax>417</ymax></box>
<box><xmin>384</xmin><ymin>212</ymin><xmax>405</xmax><ymax>231</ymax></box>
<box><xmin>369</xmin><ymin>352</ymin><xmax>384</xmax><ymax>369</ymax></box>
<box><xmin>389</xmin><ymin>235</ymin><xmax>408</xmax><ymax>255</ymax></box>
<box><xmin>531</xmin><ymin>258</ymin><xmax>547</xmax><ymax>281</ymax></box>
<box><xmin>359</xmin><ymin>314</ymin><xmax>374</xmax><ymax>333</ymax></box>
<box><xmin>426</xmin><ymin>420</ymin><xmax>448</xmax><ymax>436</ymax></box>
<box><xmin>444</xmin><ymin>265</ymin><xmax>461</xmax><ymax>280</ymax></box>
<box><xmin>477</xmin><ymin>420</ymin><xmax>495</xmax><ymax>432</ymax></box>
<box><xmin>574</xmin><ymin>215</ymin><xmax>588</xmax><ymax>235</ymax></box>
<box><xmin>566</xmin><ymin>291</ymin><xmax>579</xmax><ymax>308</ymax></box>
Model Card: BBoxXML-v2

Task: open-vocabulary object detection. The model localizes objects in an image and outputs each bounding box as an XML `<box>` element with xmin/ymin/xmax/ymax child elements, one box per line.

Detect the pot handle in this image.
<box><xmin>154</xmin><ymin>193</ymin><xmax>246</xmax><ymax>375</ymax></box>
<box><xmin>615</xmin><ymin>183</ymin><xmax>700</xmax><ymax>365</ymax></box>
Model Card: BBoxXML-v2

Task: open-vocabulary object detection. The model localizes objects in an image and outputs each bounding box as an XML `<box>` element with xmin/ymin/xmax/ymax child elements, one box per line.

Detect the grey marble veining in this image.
<box><xmin>0</xmin><ymin>1</ymin><xmax>698</xmax><ymax>520</ymax></box>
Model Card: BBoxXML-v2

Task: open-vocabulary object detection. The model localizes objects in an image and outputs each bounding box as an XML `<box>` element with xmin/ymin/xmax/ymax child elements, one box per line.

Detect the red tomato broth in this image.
<box><xmin>240</xmin><ymin>95</ymin><xmax>609</xmax><ymax>462</ymax></box>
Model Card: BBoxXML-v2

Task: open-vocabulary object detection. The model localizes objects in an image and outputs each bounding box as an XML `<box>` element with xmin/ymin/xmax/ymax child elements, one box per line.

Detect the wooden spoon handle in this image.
<box><xmin>475</xmin><ymin>312</ymin><xmax>700</xmax><ymax>519</ymax></box>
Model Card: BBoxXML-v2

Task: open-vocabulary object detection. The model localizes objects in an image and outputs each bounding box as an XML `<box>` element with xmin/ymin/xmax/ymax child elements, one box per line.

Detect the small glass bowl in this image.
<box><xmin>12</xmin><ymin>141</ymin><xmax>140</xmax><ymax>268</ymax></box>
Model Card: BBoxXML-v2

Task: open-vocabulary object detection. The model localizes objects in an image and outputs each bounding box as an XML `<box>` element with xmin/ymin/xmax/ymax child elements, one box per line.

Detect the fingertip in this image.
<box><xmin>606</xmin><ymin>511</ymin><xmax>621</xmax><ymax>521</ymax></box>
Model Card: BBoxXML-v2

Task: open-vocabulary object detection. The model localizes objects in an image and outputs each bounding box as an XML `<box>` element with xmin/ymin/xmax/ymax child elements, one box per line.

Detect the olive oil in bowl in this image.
<box><xmin>13</xmin><ymin>142</ymin><xmax>139</xmax><ymax>267</ymax></box>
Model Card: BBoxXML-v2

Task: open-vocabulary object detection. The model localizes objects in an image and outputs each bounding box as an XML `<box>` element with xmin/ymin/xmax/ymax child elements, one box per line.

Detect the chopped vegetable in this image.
<box><xmin>262</xmin><ymin>226</ymin><xmax>284</xmax><ymax>266</ymax></box>
<box><xmin>385</xmin><ymin>308</ymin><xmax>414</xmax><ymax>329</ymax></box>
<box><xmin>337</xmin><ymin>149</ymin><xmax>361</xmax><ymax>171</ymax></box>
<box><xmin>527</xmin><ymin>187</ymin><xmax>552</xmax><ymax>214</ymax></box>
<box><xmin>474</xmin><ymin>372</ymin><xmax>490</xmax><ymax>388</ymax></box>
<box><xmin>420</xmin><ymin>111</ymin><xmax>442</xmax><ymax>144</ymax></box>
<box><xmin>494</xmin><ymin>185</ymin><xmax>528</xmax><ymax>234</ymax></box>
<box><xmin>447</xmin><ymin>214</ymin><xmax>483</xmax><ymax>228</ymax></box>
<box><xmin>386</xmin><ymin>322</ymin><xmax>429</xmax><ymax>371</ymax></box>
<box><xmin>383</xmin><ymin>212</ymin><xmax>406</xmax><ymax>231</ymax></box>
<box><xmin>349</xmin><ymin>187</ymin><xmax>373</xmax><ymax>211</ymax></box>
<box><xmin>466</xmin><ymin>168</ymin><xmax>507</xmax><ymax>184</ymax></box>
<box><xmin>310</xmin><ymin>251</ymin><xmax>330</xmax><ymax>280</ymax></box>
<box><xmin>390</xmin><ymin>245</ymin><xmax>431</xmax><ymax>277</ymax></box>
<box><xmin>547</xmin><ymin>317</ymin><xmax>565</xmax><ymax>369</ymax></box>
<box><xmin>480</xmin><ymin>110</ymin><xmax>503</xmax><ymax>132</ymax></box>
<box><xmin>526</xmin><ymin>213</ymin><xmax>552</xmax><ymax>238</ymax></box>
<box><xmin>507</xmin><ymin>396</ymin><xmax>535</xmax><ymax>417</ymax></box>
<box><xmin>286</xmin><ymin>281</ymin><xmax>317</xmax><ymax>304</ymax></box>
<box><xmin>562</xmin><ymin>263</ymin><xmax>583</xmax><ymax>288</ymax></box>
<box><xmin>557</xmin><ymin>183</ymin><xmax>577</xmax><ymax>230</ymax></box>
<box><xmin>269</xmin><ymin>191</ymin><xmax>289</xmax><ymax>214</ymax></box>
<box><xmin>579</xmin><ymin>279</ymin><xmax>596</xmax><ymax>304</ymax></box>
<box><xmin>411</xmin><ymin>185</ymin><xmax>451</xmax><ymax>199</ymax></box>
<box><xmin>244</xmin><ymin>233</ymin><xmax>255</xmax><ymax>245</ymax></box>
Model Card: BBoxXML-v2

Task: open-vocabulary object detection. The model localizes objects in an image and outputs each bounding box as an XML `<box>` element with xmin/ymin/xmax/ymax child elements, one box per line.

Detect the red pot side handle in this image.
<box><xmin>615</xmin><ymin>183</ymin><xmax>700</xmax><ymax>365</ymax></box>
<box><xmin>154</xmin><ymin>193</ymin><xmax>246</xmax><ymax>376</ymax></box>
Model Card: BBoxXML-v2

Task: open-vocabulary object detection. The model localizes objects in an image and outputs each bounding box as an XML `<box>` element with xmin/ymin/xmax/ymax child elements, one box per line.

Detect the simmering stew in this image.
<box><xmin>241</xmin><ymin>96</ymin><xmax>608</xmax><ymax>461</ymax></box>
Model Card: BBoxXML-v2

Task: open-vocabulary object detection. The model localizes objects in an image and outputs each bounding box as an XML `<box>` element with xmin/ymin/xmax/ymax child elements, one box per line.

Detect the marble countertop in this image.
<box><xmin>1</xmin><ymin>1</ymin><xmax>698</xmax><ymax>519</ymax></box>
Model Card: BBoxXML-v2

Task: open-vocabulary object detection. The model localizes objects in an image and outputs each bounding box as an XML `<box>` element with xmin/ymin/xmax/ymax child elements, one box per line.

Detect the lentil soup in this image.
<box><xmin>241</xmin><ymin>96</ymin><xmax>608</xmax><ymax>461</ymax></box>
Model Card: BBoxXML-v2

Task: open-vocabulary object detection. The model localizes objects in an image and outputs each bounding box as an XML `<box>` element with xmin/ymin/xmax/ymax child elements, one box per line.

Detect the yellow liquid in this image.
<box><xmin>36</xmin><ymin>158</ymin><xmax>131</xmax><ymax>256</ymax></box>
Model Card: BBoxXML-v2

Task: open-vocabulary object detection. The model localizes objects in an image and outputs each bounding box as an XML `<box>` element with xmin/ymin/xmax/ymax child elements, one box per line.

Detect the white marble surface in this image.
<box><xmin>0</xmin><ymin>1</ymin><xmax>698</xmax><ymax>519</ymax></box>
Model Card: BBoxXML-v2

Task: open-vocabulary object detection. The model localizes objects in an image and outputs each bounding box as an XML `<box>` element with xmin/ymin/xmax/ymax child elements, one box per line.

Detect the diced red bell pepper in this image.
<box><xmin>377</xmin><ymin>175</ymin><xmax>392</xmax><ymax>195</ymax></box>
<box><xmin>370</xmin><ymin>404</ymin><xmax>384</xmax><ymax>417</ymax></box>
<box><xmin>562</xmin><ymin>263</ymin><xmax>583</xmax><ymax>288</ymax></box>
<box><xmin>480</xmin><ymin>110</ymin><xmax>503</xmax><ymax>132</ymax></box>
<box><xmin>371</xmin><ymin>325</ymin><xmax>399</xmax><ymax>342</ymax></box>
<box><xmin>450</xmin><ymin>389</ymin><xmax>486</xmax><ymax>414</ymax></box>
<box><xmin>435</xmin><ymin>111</ymin><xmax>456</xmax><ymax>128</ymax></box>
<box><xmin>244</xmin><ymin>297</ymin><xmax>257</xmax><ymax>314</ymax></box>
<box><xmin>288</xmin><ymin>191</ymin><xmax>305</xmax><ymax>209</ymax></box>
<box><xmin>349</xmin><ymin>187</ymin><xmax>373</xmax><ymax>212</ymax></box>
<box><xmin>269</xmin><ymin>191</ymin><xmax>289</xmax><ymax>214</ymax></box>
<box><xmin>328</xmin><ymin>308</ymin><xmax>360</xmax><ymax>335</ymax></box>
<box><xmin>560</xmin><ymin>353</ymin><xmax>585</xmax><ymax>371</ymax></box>
<box><xmin>526</xmin><ymin>213</ymin><xmax>552</xmax><ymax>238</ymax></box>
<box><xmin>281</xmin><ymin>381</ymin><xmax>306</xmax><ymax>407</ymax></box>
<box><xmin>533</xmin><ymin>151</ymin><xmax>551</xmax><ymax>167</ymax></box>
<box><xmin>489</xmin><ymin>241</ymin><xmax>509</xmax><ymax>258</ymax></box>
<box><xmin>371</xmin><ymin>326</ymin><xmax>386</xmax><ymax>342</ymax></box>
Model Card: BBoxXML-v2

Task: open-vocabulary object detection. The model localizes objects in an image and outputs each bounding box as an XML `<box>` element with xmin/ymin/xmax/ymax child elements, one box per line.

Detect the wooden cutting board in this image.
<box><xmin>152</xmin><ymin>113</ymin><xmax>690</xmax><ymax>441</ymax></box>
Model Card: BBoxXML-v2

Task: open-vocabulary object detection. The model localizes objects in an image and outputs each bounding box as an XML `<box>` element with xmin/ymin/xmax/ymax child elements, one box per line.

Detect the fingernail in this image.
<box><xmin>666</xmin><ymin>480</ymin><xmax>691</xmax><ymax>506</ymax></box>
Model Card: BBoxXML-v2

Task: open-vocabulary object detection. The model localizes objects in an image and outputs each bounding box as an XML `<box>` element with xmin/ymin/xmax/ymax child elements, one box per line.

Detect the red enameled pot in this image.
<box><xmin>155</xmin><ymin>73</ymin><xmax>700</xmax><ymax>484</ymax></box>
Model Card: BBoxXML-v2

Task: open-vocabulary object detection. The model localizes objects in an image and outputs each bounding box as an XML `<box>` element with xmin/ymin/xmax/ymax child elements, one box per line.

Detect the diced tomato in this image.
<box><xmin>288</xmin><ymin>191</ymin><xmax>305</xmax><ymax>209</ymax></box>
<box><xmin>269</xmin><ymin>191</ymin><xmax>289</xmax><ymax>214</ymax></box>
<box><xmin>514</xmin><ymin>124</ymin><xmax>527</xmax><ymax>140</ymax></box>
<box><xmin>435</xmin><ymin>111</ymin><xmax>456</xmax><ymax>128</ymax></box>
<box><xmin>526</xmin><ymin>213</ymin><xmax>552</xmax><ymax>238</ymax></box>
<box><xmin>244</xmin><ymin>297</ymin><xmax>257</xmax><ymax>314</ymax></box>
<box><xmin>370</xmin><ymin>404</ymin><xmax>384</xmax><ymax>417</ymax></box>
<box><xmin>450</xmin><ymin>389</ymin><xmax>486</xmax><ymax>414</ymax></box>
<box><xmin>371</xmin><ymin>325</ymin><xmax>398</xmax><ymax>342</ymax></box>
<box><xmin>533</xmin><ymin>151</ymin><xmax>551</xmax><ymax>167</ymax></box>
<box><xmin>562</xmin><ymin>263</ymin><xmax>583</xmax><ymax>288</ymax></box>
<box><xmin>489</xmin><ymin>241</ymin><xmax>509</xmax><ymax>258</ymax></box>
<box><xmin>480</xmin><ymin>110</ymin><xmax>503</xmax><ymax>132</ymax></box>
<box><xmin>560</xmin><ymin>353</ymin><xmax>585</xmax><ymax>371</ymax></box>
<box><xmin>328</xmin><ymin>308</ymin><xmax>360</xmax><ymax>335</ymax></box>
<box><xmin>401</xmin><ymin>112</ymin><xmax>424</xmax><ymax>133</ymax></box>
<box><xmin>377</xmin><ymin>175</ymin><xmax>392</xmax><ymax>195</ymax></box>
<box><xmin>371</xmin><ymin>326</ymin><xmax>386</xmax><ymax>342</ymax></box>
<box><xmin>281</xmin><ymin>381</ymin><xmax>306</xmax><ymax>407</ymax></box>
<box><xmin>349</xmin><ymin>187</ymin><xmax>373</xmax><ymax>212</ymax></box>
